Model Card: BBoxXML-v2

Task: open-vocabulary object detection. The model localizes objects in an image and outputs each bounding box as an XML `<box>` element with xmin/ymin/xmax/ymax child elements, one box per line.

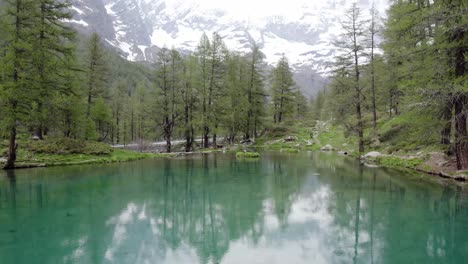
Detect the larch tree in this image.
<box><xmin>271</xmin><ymin>55</ymin><xmax>295</xmax><ymax>124</ymax></box>
<box><xmin>180</xmin><ymin>54</ymin><xmax>198</xmax><ymax>152</ymax></box>
<box><xmin>155</xmin><ymin>47</ymin><xmax>182</xmax><ymax>153</ymax></box>
<box><xmin>30</xmin><ymin>0</ymin><xmax>75</xmax><ymax>139</ymax></box>
<box><xmin>0</xmin><ymin>0</ymin><xmax>36</xmax><ymax>169</ymax></box>
<box><xmin>245</xmin><ymin>43</ymin><xmax>266</xmax><ymax>139</ymax></box>
<box><xmin>368</xmin><ymin>3</ymin><xmax>378</xmax><ymax>130</ymax></box>
<box><xmin>334</xmin><ymin>3</ymin><xmax>368</xmax><ymax>153</ymax></box>
<box><xmin>196</xmin><ymin>33</ymin><xmax>211</xmax><ymax>148</ymax></box>
<box><xmin>208</xmin><ymin>32</ymin><xmax>227</xmax><ymax>147</ymax></box>
<box><xmin>84</xmin><ymin>33</ymin><xmax>108</xmax><ymax>140</ymax></box>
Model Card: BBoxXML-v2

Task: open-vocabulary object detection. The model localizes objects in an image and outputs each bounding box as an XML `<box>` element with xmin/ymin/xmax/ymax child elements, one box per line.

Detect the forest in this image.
<box><xmin>0</xmin><ymin>0</ymin><xmax>307</xmax><ymax>169</ymax></box>
<box><xmin>0</xmin><ymin>0</ymin><xmax>466</xmax><ymax>171</ymax></box>
<box><xmin>311</xmin><ymin>1</ymin><xmax>467</xmax><ymax>170</ymax></box>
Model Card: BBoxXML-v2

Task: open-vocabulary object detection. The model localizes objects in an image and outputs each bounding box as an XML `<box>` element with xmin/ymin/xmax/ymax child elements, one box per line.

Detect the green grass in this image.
<box><xmin>374</xmin><ymin>156</ymin><xmax>424</xmax><ymax>169</ymax></box>
<box><xmin>236</xmin><ymin>152</ymin><xmax>261</xmax><ymax>158</ymax></box>
<box><xmin>375</xmin><ymin>109</ymin><xmax>444</xmax><ymax>154</ymax></box>
<box><xmin>281</xmin><ymin>147</ymin><xmax>300</xmax><ymax>153</ymax></box>
<box><xmin>13</xmin><ymin>149</ymin><xmax>166</xmax><ymax>168</ymax></box>
<box><xmin>316</xmin><ymin>125</ymin><xmax>356</xmax><ymax>151</ymax></box>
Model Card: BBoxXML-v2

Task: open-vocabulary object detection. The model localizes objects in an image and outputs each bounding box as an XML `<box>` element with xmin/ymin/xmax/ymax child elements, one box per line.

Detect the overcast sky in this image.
<box><xmin>164</xmin><ymin>0</ymin><xmax>388</xmax><ymax>20</ymax></box>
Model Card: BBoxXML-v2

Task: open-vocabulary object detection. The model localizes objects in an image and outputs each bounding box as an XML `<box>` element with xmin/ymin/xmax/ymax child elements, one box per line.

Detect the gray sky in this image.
<box><xmin>163</xmin><ymin>0</ymin><xmax>388</xmax><ymax>20</ymax></box>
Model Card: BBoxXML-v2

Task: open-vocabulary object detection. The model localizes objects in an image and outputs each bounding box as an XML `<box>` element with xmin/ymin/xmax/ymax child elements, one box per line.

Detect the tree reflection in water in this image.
<box><xmin>0</xmin><ymin>152</ymin><xmax>467</xmax><ymax>264</ymax></box>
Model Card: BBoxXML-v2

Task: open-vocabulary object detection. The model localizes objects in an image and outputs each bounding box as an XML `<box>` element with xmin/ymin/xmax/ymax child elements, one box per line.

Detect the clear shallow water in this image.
<box><xmin>0</xmin><ymin>152</ymin><xmax>467</xmax><ymax>264</ymax></box>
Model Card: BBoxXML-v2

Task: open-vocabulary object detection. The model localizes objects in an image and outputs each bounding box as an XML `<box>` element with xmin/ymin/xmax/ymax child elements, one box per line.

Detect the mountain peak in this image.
<box><xmin>68</xmin><ymin>0</ymin><xmax>387</xmax><ymax>95</ymax></box>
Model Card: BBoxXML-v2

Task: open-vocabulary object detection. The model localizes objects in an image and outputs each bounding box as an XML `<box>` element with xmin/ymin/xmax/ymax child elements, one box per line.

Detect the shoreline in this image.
<box><xmin>2</xmin><ymin>143</ymin><xmax>466</xmax><ymax>183</ymax></box>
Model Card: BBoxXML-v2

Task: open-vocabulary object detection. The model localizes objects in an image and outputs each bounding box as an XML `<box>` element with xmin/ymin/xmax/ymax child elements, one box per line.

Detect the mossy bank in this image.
<box><xmin>1</xmin><ymin>138</ymin><xmax>170</xmax><ymax>169</ymax></box>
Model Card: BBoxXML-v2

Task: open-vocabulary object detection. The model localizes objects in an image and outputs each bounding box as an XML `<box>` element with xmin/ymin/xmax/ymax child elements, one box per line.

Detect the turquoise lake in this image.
<box><xmin>0</xmin><ymin>152</ymin><xmax>467</xmax><ymax>263</ymax></box>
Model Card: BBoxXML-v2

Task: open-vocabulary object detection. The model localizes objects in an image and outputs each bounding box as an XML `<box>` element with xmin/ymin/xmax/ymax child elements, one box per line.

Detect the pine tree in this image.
<box><xmin>271</xmin><ymin>55</ymin><xmax>296</xmax><ymax>124</ymax></box>
<box><xmin>0</xmin><ymin>0</ymin><xmax>36</xmax><ymax>169</ymax></box>
<box><xmin>196</xmin><ymin>33</ymin><xmax>211</xmax><ymax>148</ymax></box>
<box><xmin>30</xmin><ymin>0</ymin><xmax>75</xmax><ymax>139</ymax></box>
<box><xmin>180</xmin><ymin>54</ymin><xmax>198</xmax><ymax>152</ymax></box>
<box><xmin>155</xmin><ymin>48</ymin><xmax>182</xmax><ymax>153</ymax></box>
<box><xmin>334</xmin><ymin>3</ymin><xmax>368</xmax><ymax>153</ymax></box>
<box><xmin>368</xmin><ymin>3</ymin><xmax>378</xmax><ymax>130</ymax></box>
<box><xmin>208</xmin><ymin>32</ymin><xmax>227</xmax><ymax>147</ymax></box>
<box><xmin>224</xmin><ymin>52</ymin><xmax>249</xmax><ymax>143</ymax></box>
<box><xmin>245</xmin><ymin>43</ymin><xmax>266</xmax><ymax>139</ymax></box>
<box><xmin>84</xmin><ymin>32</ymin><xmax>108</xmax><ymax>140</ymax></box>
<box><xmin>85</xmin><ymin>33</ymin><xmax>107</xmax><ymax>119</ymax></box>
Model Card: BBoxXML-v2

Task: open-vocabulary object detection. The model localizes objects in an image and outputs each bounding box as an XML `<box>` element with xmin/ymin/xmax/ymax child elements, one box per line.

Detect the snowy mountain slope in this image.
<box><xmin>67</xmin><ymin>0</ymin><xmax>388</xmax><ymax>96</ymax></box>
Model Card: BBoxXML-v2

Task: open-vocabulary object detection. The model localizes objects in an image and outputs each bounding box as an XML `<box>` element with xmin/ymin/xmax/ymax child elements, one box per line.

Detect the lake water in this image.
<box><xmin>0</xmin><ymin>152</ymin><xmax>467</xmax><ymax>264</ymax></box>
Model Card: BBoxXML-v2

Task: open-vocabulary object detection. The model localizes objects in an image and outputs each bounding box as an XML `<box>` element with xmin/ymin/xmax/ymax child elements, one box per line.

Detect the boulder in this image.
<box><xmin>284</xmin><ymin>136</ymin><xmax>297</xmax><ymax>142</ymax></box>
<box><xmin>320</xmin><ymin>144</ymin><xmax>335</xmax><ymax>151</ymax></box>
<box><xmin>338</xmin><ymin>151</ymin><xmax>348</xmax><ymax>155</ymax></box>
<box><xmin>364</xmin><ymin>151</ymin><xmax>382</xmax><ymax>159</ymax></box>
<box><xmin>240</xmin><ymin>139</ymin><xmax>253</xmax><ymax>145</ymax></box>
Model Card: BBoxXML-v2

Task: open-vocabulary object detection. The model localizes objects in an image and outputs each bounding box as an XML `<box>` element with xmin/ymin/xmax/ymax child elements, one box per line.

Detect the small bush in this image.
<box><xmin>236</xmin><ymin>152</ymin><xmax>261</xmax><ymax>158</ymax></box>
<box><xmin>375</xmin><ymin>156</ymin><xmax>423</xmax><ymax>168</ymax></box>
<box><xmin>282</xmin><ymin>148</ymin><xmax>299</xmax><ymax>153</ymax></box>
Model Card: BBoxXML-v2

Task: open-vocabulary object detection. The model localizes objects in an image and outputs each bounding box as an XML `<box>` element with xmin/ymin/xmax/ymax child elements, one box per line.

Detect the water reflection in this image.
<box><xmin>0</xmin><ymin>152</ymin><xmax>467</xmax><ymax>263</ymax></box>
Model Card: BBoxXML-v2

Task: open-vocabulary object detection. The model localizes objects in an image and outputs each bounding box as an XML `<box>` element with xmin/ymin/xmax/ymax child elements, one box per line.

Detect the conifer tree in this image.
<box><xmin>334</xmin><ymin>3</ymin><xmax>368</xmax><ymax>153</ymax></box>
<box><xmin>245</xmin><ymin>44</ymin><xmax>266</xmax><ymax>139</ymax></box>
<box><xmin>85</xmin><ymin>33</ymin><xmax>107</xmax><ymax>119</ymax></box>
<box><xmin>180</xmin><ymin>55</ymin><xmax>198</xmax><ymax>152</ymax></box>
<box><xmin>30</xmin><ymin>0</ymin><xmax>75</xmax><ymax>139</ymax></box>
<box><xmin>196</xmin><ymin>33</ymin><xmax>211</xmax><ymax>148</ymax></box>
<box><xmin>271</xmin><ymin>55</ymin><xmax>295</xmax><ymax>124</ymax></box>
<box><xmin>84</xmin><ymin>32</ymin><xmax>107</xmax><ymax>140</ymax></box>
<box><xmin>0</xmin><ymin>0</ymin><xmax>36</xmax><ymax>169</ymax></box>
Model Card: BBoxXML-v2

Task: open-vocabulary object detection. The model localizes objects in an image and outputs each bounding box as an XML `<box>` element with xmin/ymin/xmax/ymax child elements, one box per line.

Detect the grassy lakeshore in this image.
<box><xmin>1</xmin><ymin>138</ymin><xmax>171</xmax><ymax>169</ymax></box>
<box><xmin>252</xmin><ymin>115</ymin><xmax>466</xmax><ymax>180</ymax></box>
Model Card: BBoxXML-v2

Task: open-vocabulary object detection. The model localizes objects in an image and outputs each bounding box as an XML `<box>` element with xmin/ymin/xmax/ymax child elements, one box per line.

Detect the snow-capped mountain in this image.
<box><xmin>67</xmin><ymin>0</ymin><xmax>387</xmax><ymax>95</ymax></box>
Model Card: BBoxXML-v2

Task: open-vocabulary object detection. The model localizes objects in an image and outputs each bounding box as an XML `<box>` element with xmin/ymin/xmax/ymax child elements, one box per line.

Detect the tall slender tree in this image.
<box><xmin>245</xmin><ymin>44</ymin><xmax>266</xmax><ymax>139</ymax></box>
<box><xmin>1</xmin><ymin>0</ymin><xmax>36</xmax><ymax>169</ymax></box>
<box><xmin>30</xmin><ymin>0</ymin><xmax>75</xmax><ymax>139</ymax></box>
<box><xmin>271</xmin><ymin>55</ymin><xmax>295</xmax><ymax>124</ymax></box>
<box><xmin>369</xmin><ymin>3</ymin><xmax>378</xmax><ymax>130</ymax></box>
<box><xmin>196</xmin><ymin>33</ymin><xmax>211</xmax><ymax>148</ymax></box>
<box><xmin>334</xmin><ymin>3</ymin><xmax>368</xmax><ymax>153</ymax></box>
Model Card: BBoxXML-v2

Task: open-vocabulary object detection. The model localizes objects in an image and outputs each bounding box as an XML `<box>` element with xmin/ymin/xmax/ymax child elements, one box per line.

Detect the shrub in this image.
<box><xmin>236</xmin><ymin>152</ymin><xmax>261</xmax><ymax>158</ymax></box>
<box><xmin>282</xmin><ymin>148</ymin><xmax>299</xmax><ymax>153</ymax></box>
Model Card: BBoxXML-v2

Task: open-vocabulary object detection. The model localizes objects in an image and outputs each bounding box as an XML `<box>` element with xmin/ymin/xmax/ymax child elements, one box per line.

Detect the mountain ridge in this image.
<box><xmin>67</xmin><ymin>0</ymin><xmax>385</xmax><ymax>96</ymax></box>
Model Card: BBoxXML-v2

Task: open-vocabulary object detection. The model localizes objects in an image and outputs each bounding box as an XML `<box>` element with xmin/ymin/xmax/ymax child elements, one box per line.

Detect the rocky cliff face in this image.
<box><xmin>67</xmin><ymin>0</ymin><xmax>386</xmax><ymax>96</ymax></box>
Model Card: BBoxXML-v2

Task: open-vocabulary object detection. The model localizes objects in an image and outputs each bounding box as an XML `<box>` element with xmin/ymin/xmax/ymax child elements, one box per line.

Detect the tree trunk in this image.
<box><xmin>454</xmin><ymin>94</ymin><xmax>468</xmax><ymax>170</ymax></box>
<box><xmin>357</xmin><ymin>100</ymin><xmax>365</xmax><ymax>153</ymax></box>
<box><xmin>440</xmin><ymin>99</ymin><xmax>452</xmax><ymax>145</ymax></box>
<box><xmin>370</xmin><ymin>10</ymin><xmax>377</xmax><ymax>130</ymax></box>
<box><xmin>185</xmin><ymin>135</ymin><xmax>192</xmax><ymax>152</ymax></box>
<box><xmin>4</xmin><ymin>126</ymin><xmax>17</xmax><ymax>170</ymax></box>
<box><xmin>203</xmin><ymin>127</ymin><xmax>209</xmax><ymax>149</ymax></box>
<box><xmin>452</xmin><ymin>19</ymin><xmax>467</xmax><ymax>169</ymax></box>
<box><xmin>164</xmin><ymin>116</ymin><xmax>171</xmax><ymax>153</ymax></box>
<box><xmin>131</xmin><ymin>109</ymin><xmax>135</xmax><ymax>142</ymax></box>
<box><xmin>116</xmin><ymin>107</ymin><xmax>120</xmax><ymax>144</ymax></box>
